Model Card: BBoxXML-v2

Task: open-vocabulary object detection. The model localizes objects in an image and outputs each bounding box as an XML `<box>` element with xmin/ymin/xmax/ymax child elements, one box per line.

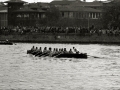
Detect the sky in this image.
<box><xmin>0</xmin><ymin>0</ymin><xmax>107</xmax><ymax>3</ymax></box>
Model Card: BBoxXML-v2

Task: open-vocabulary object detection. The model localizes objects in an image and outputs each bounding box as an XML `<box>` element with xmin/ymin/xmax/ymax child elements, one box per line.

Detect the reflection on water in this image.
<box><xmin>0</xmin><ymin>43</ymin><xmax>120</xmax><ymax>90</ymax></box>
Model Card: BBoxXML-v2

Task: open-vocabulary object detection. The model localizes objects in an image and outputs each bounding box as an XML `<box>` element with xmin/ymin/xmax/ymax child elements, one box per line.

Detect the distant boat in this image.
<box><xmin>0</xmin><ymin>40</ymin><xmax>13</xmax><ymax>45</ymax></box>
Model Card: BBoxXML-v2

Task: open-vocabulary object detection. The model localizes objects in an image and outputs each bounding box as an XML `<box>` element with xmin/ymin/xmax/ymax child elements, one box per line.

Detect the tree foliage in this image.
<box><xmin>102</xmin><ymin>1</ymin><xmax>120</xmax><ymax>29</ymax></box>
<box><xmin>45</xmin><ymin>6</ymin><xmax>61</xmax><ymax>25</ymax></box>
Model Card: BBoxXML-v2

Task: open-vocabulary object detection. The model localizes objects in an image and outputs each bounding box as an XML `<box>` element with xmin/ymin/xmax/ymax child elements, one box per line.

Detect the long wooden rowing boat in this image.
<box><xmin>0</xmin><ymin>41</ymin><xmax>13</xmax><ymax>45</ymax></box>
<box><xmin>27</xmin><ymin>50</ymin><xmax>88</xmax><ymax>59</ymax></box>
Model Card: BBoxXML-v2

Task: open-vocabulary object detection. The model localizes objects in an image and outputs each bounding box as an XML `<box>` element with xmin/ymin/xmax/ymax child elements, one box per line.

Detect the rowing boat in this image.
<box><xmin>27</xmin><ymin>50</ymin><xmax>87</xmax><ymax>59</ymax></box>
<box><xmin>0</xmin><ymin>41</ymin><xmax>13</xmax><ymax>45</ymax></box>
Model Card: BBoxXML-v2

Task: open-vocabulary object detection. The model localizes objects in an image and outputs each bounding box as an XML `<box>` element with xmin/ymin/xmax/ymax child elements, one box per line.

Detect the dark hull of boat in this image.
<box><xmin>0</xmin><ymin>42</ymin><xmax>13</xmax><ymax>45</ymax></box>
<box><xmin>56</xmin><ymin>53</ymin><xmax>87</xmax><ymax>59</ymax></box>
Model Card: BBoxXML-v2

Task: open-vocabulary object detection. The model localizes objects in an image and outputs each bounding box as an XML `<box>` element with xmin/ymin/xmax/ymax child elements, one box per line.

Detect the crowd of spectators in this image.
<box><xmin>0</xmin><ymin>26</ymin><xmax>120</xmax><ymax>36</ymax></box>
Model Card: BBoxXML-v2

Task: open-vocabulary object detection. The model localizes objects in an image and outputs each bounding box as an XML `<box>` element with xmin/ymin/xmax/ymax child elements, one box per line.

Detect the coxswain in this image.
<box><xmin>73</xmin><ymin>47</ymin><xmax>79</xmax><ymax>54</ymax></box>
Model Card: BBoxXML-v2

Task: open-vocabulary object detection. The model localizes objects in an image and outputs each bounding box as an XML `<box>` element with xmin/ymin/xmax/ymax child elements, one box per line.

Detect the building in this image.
<box><xmin>51</xmin><ymin>0</ymin><xmax>103</xmax><ymax>27</ymax></box>
<box><xmin>4</xmin><ymin>0</ymin><xmax>48</xmax><ymax>26</ymax></box>
<box><xmin>0</xmin><ymin>0</ymin><xmax>118</xmax><ymax>28</ymax></box>
<box><xmin>0</xmin><ymin>3</ymin><xmax>8</xmax><ymax>27</ymax></box>
<box><xmin>0</xmin><ymin>10</ymin><xmax>7</xmax><ymax>27</ymax></box>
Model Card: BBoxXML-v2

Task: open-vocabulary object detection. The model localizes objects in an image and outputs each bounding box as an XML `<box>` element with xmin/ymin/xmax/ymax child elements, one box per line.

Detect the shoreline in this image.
<box><xmin>11</xmin><ymin>40</ymin><xmax>120</xmax><ymax>45</ymax></box>
<box><xmin>1</xmin><ymin>34</ymin><xmax>120</xmax><ymax>45</ymax></box>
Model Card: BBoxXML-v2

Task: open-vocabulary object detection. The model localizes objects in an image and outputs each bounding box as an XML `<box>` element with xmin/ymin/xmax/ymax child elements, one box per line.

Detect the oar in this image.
<box><xmin>87</xmin><ymin>55</ymin><xmax>106</xmax><ymax>59</ymax></box>
<box><xmin>32</xmin><ymin>51</ymin><xmax>38</xmax><ymax>55</ymax></box>
<box><xmin>87</xmin><ymin>55</ymin><xmax>100</xmax><ymax>58</ymax></box>
<box><xmin>53</xmin><ymin>52</ymin><xmax>63</xmax><ymax>58</ymax></box>
<box><xmin>35</xmin><ymin>52</ymin><xmax>42</xmax><ymax>57</ymax></box>
<box><xmin>42</xmin><ymin>53</ymin><xmax>50</xmax><ymax>57</ymax></box>
<box><xmin>38</xmin><ymin>52</ymin><xmax>48</xmax><ymax>57</ymax></box>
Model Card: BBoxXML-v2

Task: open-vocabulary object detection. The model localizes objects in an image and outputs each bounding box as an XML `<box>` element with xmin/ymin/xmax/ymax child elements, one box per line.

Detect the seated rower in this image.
<box><xmin>43</xmin><ymin>47</ymin><xmax>47</xmax><ymax>53</ymax></box>
<box><xmin>58</xmin><ymin>49</ymin><xmax>62</xmax><ymax>53</ymax></box>
<box><xmin>39</xmin><ymin>47</ymin><xmax>47</xmax><ymax>57</ymax></box>
<box><xmin>56</xmin><ymin>48</ymin><xmax>59</xmax><ymax>54</ymax></box>
<box><xmin>49</xmin><ymin>48</ymin><xmax>58</xmax><ymax>57</ymax></box>
<box><xmin>69</xmin><ymin>49</ymin><xmax>74</xmax><ymax>54</ymax></box>
<box><xmin>46</xmin><ymin>47</ymin><xmax>52</xmax><ymax>56</ymax></box>
<box><xmin>39</xmin><ymin>47</ymin><xmax>42</xmax><ymax>52</ymax></box>
<box><xmin>63</xmin><ymin>48</ymin><xmax>68</xmax><ymax>54</ymax></box>
<box><xmin>32</xmin><ymin>47</ymin><xmax>39</xmax><ymax>55</ymax></box>
<box><xmin>31</xmin><ymin>46</ymin><xmax>35</xmax><ymax>51</ymax></box>
<box><xmin>35</xmin><ymin>47</ymin><xmax>42</xmax><ymax>56</ymax></box>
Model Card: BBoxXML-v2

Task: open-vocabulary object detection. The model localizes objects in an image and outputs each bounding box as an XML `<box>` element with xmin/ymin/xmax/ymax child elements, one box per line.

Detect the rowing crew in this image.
<box><xmin>27</xmin><ymin>46</ymin><xmax>80</xmax><ymax>57</ymax></box>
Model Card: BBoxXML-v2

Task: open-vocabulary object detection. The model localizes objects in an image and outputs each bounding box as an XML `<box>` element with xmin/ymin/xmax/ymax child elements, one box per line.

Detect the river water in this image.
<box><xmin>0</xmin><ymin>43</ymin><xmax>120</xmax><ymax>90</ymax></box>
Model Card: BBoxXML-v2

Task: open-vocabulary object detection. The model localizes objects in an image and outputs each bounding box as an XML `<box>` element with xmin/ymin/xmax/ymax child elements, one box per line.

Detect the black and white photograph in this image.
<box><xmin>0</xmin><ymin>0</ymin><xmax>120</xmax><ymax>90</ymax></box>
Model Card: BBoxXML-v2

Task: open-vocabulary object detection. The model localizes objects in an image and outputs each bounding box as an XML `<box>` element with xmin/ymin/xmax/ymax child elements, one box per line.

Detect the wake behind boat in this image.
<box><xmin>27</xmin><ymin>46</ymin><xmax>88</xmax><ymax>59</ymax></box>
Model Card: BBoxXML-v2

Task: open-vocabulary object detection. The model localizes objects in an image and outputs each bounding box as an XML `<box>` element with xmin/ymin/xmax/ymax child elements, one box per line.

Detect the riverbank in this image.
<box><xmin>0</xmin><ymin>34</ymin><xmax>120</xmax><ymax>44</ymax></box>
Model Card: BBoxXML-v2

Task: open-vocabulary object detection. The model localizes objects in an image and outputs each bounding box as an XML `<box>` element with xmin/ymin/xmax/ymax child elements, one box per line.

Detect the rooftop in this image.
<box><xmin>50</xmin><ymin>1</ymin><xmax>75</xmax><ymax>5</ymax></box>
<box><xmin>13</xmin><ymin>7</ymin><xmax>45</xmax><ymax>13</ymax></box>
<box><xmin>59</xmin><ymin>6</ymin><xmax>102</xmax><ymax>12</ymax></box>
<box><xmin>70</xmin><ymin>1</ymin><xmax>103</xmax><ymax>7</ymax></box>
<box><xmin>4</xmin><ymin>0</ymin><xmax>27</xmax><ymax>3</ymax></box>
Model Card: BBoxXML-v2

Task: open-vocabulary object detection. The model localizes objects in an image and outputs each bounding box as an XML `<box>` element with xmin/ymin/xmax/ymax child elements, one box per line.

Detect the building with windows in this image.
<box><xmin>0</xmin><ymin>3</ymin><xmax>8</xmax><ymax>27</ymax></box>
<box><xmin>0</xmin><ymin>10</ymin><xmax>7</xmax><ymax>27</ymax></box>
<box><xmin>0</xmin><ymin>0</ymin><xmax>118</xmax><ymax>28</ymax></box>
<box><xmin>4</xmin><ymin>0</ymin><xmax>48</xmax><ymax>26</ymax></box>
<box><xmin>51</xmin><ymin>0</ymin><xmax>103</xmax><ymax>27</ymax></box>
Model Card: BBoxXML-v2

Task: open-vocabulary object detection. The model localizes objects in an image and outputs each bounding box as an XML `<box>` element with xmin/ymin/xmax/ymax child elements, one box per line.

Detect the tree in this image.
<box><xmin>102</xmin><ymin>1</ymin><xmax>120</xmax><ymax>29</ymax></box>
<box><xmin>45</xmin><ymin>6</ymin><xmax>61</xmax><ymax>26</ymax></box>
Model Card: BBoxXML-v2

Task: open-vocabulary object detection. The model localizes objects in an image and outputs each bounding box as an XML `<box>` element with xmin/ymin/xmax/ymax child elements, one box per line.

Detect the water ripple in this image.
<box><xmin>0</xmin><ymin>43</ymin><xmax>120</xmax><ymax>90</ymax></box>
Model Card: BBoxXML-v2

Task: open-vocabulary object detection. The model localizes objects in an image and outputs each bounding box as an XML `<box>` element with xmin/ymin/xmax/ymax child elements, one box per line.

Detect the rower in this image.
<box><xmin>48</xmin><ymin>47</ymin><xmax>52</xmax><ymax>53</ymax></box>
<box><xmin>69</xmin><ymin>49</ymin><xmax>74</xmax><ymax>54</ymax></box>
<box><xmin>58</xmin><ymin>49</ymin><xmax>61</xmax><ymax>53</ymax></box>
<box><xmin>32</xmin><ymin>47</ymin><xmax>38</xmax><ymax>55</ymax></box>
<box><xmin>43</xmin><ymin>47</ymin><xmax>48</xmax><ymax>54</ymax></box>
<box><xmin>63</xmin><ymin>48</ymin><xmax>68</xmax><ymax>54</ymax></box>
<box><xmin>35</xmin><ymin>47</ymin><xmax>42</xmax><ymax>56</ymax></box>
<box><xmin>37</xmin><ymin>47</ymin><xmax>42</xmax><ymax>53</ymax></box>
<box><xmin>49</xmin><ymin>48</ymin><xmax>55</xmax><ymax>57</ymax></box>
<box><xmin>31</xmin><ymin>46</ymin><xmax>35</xmax><ymax>51</ymax></box>
<box><xmin>56</xmin><ymin>48</ymin><xmax>60</xmax><ymax>54</ymax></box>
<box><xmin>38</xmin><ymin>47</ymin><xmax>48</xmax><ymax>57</ymax></box>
